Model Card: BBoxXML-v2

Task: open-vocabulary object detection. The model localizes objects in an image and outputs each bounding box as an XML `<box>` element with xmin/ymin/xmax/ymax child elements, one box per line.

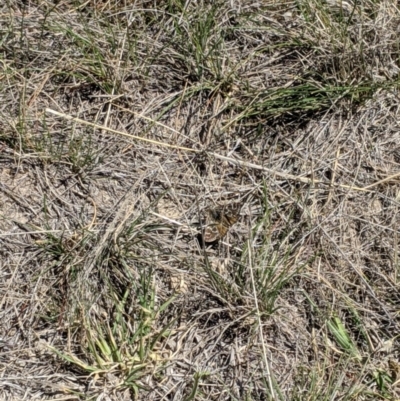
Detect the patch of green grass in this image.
<box><xmin>50</xmin><ymin>263</ymin><xmax>175</xmax><ymax>396</ymax></box>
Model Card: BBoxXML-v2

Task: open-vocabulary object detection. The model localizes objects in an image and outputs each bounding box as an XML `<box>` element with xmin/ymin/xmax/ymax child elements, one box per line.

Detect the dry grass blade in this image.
<box><xmin>46</xmin><ymin>107</ymin><xmax>376</xmax><ymax>192</ymax></box>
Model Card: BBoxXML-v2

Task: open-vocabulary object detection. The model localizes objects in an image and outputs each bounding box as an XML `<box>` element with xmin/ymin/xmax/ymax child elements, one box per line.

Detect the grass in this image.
<box><xmin>1</xmin><ymin>0</ymin><xmax>400</xmax><ymax>400</ymax></box>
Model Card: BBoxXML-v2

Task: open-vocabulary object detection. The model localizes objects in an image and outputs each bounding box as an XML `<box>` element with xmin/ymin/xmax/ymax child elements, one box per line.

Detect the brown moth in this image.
<box><xmin>203</xmin><ymin>203</ymin><xmax>241</xmax><ymax>243</ymax></box>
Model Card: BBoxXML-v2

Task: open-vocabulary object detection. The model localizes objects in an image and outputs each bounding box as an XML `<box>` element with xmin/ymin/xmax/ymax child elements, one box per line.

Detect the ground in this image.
<box><xmin>1</xmin><ymin>1</ymin><xmax>400</xmax><ymax>400</ymax></box>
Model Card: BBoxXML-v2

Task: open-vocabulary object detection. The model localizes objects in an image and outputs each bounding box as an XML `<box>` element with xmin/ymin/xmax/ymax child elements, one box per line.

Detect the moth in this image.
<box><xmin>203</xmin><ymin>203</ymin><xmax>241</xmax><ymax>243</ymax></box>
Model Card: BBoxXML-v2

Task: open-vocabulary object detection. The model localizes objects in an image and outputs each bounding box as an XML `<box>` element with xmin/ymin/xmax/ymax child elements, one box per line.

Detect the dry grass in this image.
<box><xmin>1</xmin><ymin>0</ymin><xmax>400</xmax><ymax>400</ymax></box>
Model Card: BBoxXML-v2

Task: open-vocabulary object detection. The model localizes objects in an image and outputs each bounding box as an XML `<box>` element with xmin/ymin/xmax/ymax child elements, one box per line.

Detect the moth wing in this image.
<box><xmin>203</xmin><ymin>224</ymin><xmax>221</xmax><ymax>242</ymax></box>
